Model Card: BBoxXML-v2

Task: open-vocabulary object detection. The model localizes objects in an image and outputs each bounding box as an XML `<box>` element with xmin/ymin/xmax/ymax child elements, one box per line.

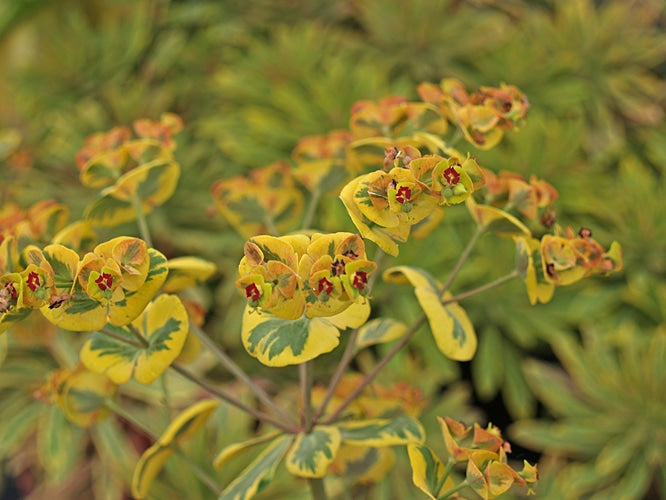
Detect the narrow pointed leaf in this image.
<box><xmin>285</xmin><ymin>426</ymin><xmax>341</xmax><ymax>478</ymax></box>
<box><xmin>131</xmin><ymin>442</ymin><xmax>174</xmax><ymax>499</ymax></box>
<box><xmin>213</xmin><ymin>431</ymin><xmax>282</xmax><ymax>471</ymax></box>
<box><xmin>220</xmin><ymin>435</ymin><xmax>293</xmax><ymax>500</ymax></box>
<box><xmin>466</xmin><ymin>198</ymin><xmax>530</xmax><ymax>237</ymax></box>
<box><xmin>337</xmin><ymin>416</ymin><xmax>425</xmax><ymax>447</ymax></box>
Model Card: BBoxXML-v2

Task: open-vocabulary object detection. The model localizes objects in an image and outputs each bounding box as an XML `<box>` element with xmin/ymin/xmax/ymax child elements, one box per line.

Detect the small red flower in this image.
<box><xmin>395</xmin><ymin>186</ymin><xmax>412</xmax><ymax>204</ymax></box>
<box><xmin>26</xmin><ymin>272</ymin><xmax>41</xmax><ymax>292</ymax></box>
<box><xmin>443</xmin><ymin>166</ymin><xmax>460</xmax><ymax>185</ymax></box>
<box><xmin>5</xmin><ymin>282</ymin><xmax>18</xmax><ymax>299</ymax></box>
<box><xmin>317</xmin><ymin>277</ymin><xmax>334</xmax><ymax>296</ymax></box>
<box><xmin>245</xmin><ymin>283</ymin><xmax>261</xmax><ymax>303</ymax></box>
<box><xmin>352</xmin><ymin>271</ymin><xmax>368</xmax><ymax>291</ymax></box>
<box><xmin>95</xmin><ymin>272</ymin><xmax>114</xmax><ymax>292</ymax></box>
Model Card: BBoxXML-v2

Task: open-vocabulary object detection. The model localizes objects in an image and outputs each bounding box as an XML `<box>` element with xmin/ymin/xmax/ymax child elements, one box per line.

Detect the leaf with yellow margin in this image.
<box><xmin>466</xmin><ymin>198</ymin><xmax>530</xmax><ymax>237</ymax></box>
<box><xmin>383</xmin><ymin>266</ymin><xmax>477</xmax><ymax>361</ymax></box>
<box><xmin>131</xmin><ymin>399</ymin><xmax>219</xmax><ymax>499</ymax></box>
<box><xmin>355</xmin><ymin>317</ymin><xmax>407</xmax><ymax>351</ymax></box>
<box><xmin>80</xmin><ymin>294</ymin><xmax>188</xmax><ymax>384</ymax></box>
<box><xmin>213</xmin><ymin>431</ymin><xmax>282</xmax><ymax>471</ymax></box>
<box><xmin>220</xmin><ymin>435</ymin><xmax>293</xmax><ymax>500</ymax></box>
<box><xmin>336</xmin><ymin>416</ymin><xmax>425</xmax><ymax>447</ymax></box>
<box><xmin>241</xmin><ymin>306</ymin><xmax>340</xmax><ymax>367</ymax></box>
<box><xmin>162</xmin><ymin>256</ymin><xmax>217</xmax><ymax>293</ymax></box>
<box><xmin>407</xmin><ymin>444</ymin><xmax>456</xmax><ymax>499</ymax></box>
<box><xmin>323</xmin><ymin>300</ymin><xmax>371</xmax><ymax>330</ymax></box>
<box><xmin>285</xmin><ymin>426</ymin><xmax>341</xmax><ymax>478</ymax></box>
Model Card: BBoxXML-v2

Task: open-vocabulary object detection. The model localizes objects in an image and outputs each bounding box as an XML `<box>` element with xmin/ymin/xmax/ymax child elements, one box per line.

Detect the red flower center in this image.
<box><xmin>352</xmin><ymin>271</ymin><xmax>368</xmax><ymax>291</ymax></box>
<box><xmin>95</xmin><ymin>272</ymin><xmax>114</xmax><ymax>291</ymax></box>
<box><xmin>317</xmin><ymin>277</ymin><xmax>334</xmax><ymax>296</ymax></box>
<box><xmin>443</xmin><ymin>166</ymin><xmax>460</xmax><ymax>185</ymax></box>
<box><xmin>395</xmin><ymin>186</ymin><xmax>412</xmax><ymax>204</ymax></box>
<box><xmin>245</xmin><ymin>283</ymin><xmax>261</xmax><ymax>302</ymax></box>
<box><xmin>26</xmin><ymin>272</ymin><xmax>41</xmax><ymax>292</ymax></box>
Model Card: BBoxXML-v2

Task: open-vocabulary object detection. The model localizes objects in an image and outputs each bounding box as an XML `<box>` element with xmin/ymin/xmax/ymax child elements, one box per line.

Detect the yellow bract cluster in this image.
<box><xmin>236</xmin><ymin>232</ymin><xmax>377</xmax><ymax>320</ymax></box>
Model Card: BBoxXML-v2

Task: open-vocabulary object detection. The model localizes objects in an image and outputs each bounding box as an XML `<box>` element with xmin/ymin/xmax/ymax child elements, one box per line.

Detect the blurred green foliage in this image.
<box><xmin>1</xmin><ymin>0</ymin><xmax>665</xmax><ymax>498</ymax></box>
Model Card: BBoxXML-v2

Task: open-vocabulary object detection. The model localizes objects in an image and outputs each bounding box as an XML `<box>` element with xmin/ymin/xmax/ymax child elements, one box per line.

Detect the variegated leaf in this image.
<box><xmin>337</xmin><ymin>416</ymin><xmax>425</xmax><ymax>447</ymax></box>
<box><xmin>220</xmin><ymin>435</ymin><xmax>293</xmax><ymax>500</ymax></box>
<box><xmin>162</xmin><ymin>256</ymin><xmax>217</xmax><ymax>293</ymax></box>
<box><xmin>383</xmin><ymin>266</ymin><xmax>477</xmax><ymax>361</ymax></box>
<box><xmin>213</xmin><ymin>431</ymin><xmax>282</xmax><ymax>471</ymax></box>
<box><xmin>80</xmin><ymin>294</ymin><xmax>188</xmax><ymax>384</ymax></box>
<box><xmin>285</xmin><ymin>426</ymin><xmax>341</xmax><ymax>478</ymax></box>
<box><xmin>241</xmin><ymin>306</ymin><xmax>340</xmax><ymax>367</ymax></box>
<box><xmin>407</xmin><ymin>444</ymin><xmax>455</xmax><ymax>499</ymax></box>
<box><xmin>355</xmin><ymin>317</ymin><xmax>407</xmax><ymax>351</ymax></box>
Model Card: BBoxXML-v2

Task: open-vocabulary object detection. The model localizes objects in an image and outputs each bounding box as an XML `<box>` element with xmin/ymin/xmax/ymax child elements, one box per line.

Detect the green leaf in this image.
<box><xmin>472</xmin><ymin>325</ymin><xmax>504</xmax><ymax>401</ymax></box>
<box><xmin>38</xmin><ymin>406</ymin><xmax>82</xmax><ymax>482</ymax></box>
<box><xmin>220</xmin><ymin>435</ymin><xmax>293</xmax><ymax>500</ymax></box>
<box><xmin>285</xmin><ymin>426</ymin><xmax>341</xmax><ymax>478</ymax></box>
<box><xmin>383</xmin><ymin>266</ymin><xmax>477</xmax><ymax>360</ymax></box>
<box><xmin>241</xmin><ymin>307</ymin><xmax>340</xmax><ymax>367</ymax></box>
<box><xmin>131</xmin><ymin>441</ymin><xmax>175</xmax><ymax>499</ymax></box>
<box><xmin>501</xmin><ymin>345</ymin><xmax>535</xmax><ymax>419</ymax></box>
<box><xmin>355</xmin><ymin>317</ymin><xmax>407</xmax><ymax>351</ymax></box>
<box><xmin>337</xmin><ymin>416</ymin><xmax>425</xmax><ymax>447</ymax></box>
<box><xmin>80</xmin><ymin>294</ymin><xmax>188</xmax><ymax>384</ymax></box>
<box><xmin>213</xmin><ymin>431</ymin><xmax>282</xmax><ymax>471</ymax></box>
<box><xmin>407</xmin><ymin>444</ymin><xmax>454</xmax><ymax>500</ymax></box>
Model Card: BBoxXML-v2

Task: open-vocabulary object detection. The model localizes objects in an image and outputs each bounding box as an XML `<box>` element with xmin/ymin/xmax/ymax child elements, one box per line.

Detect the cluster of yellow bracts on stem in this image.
<box><xmin>237</xmin><ymin>232</ymin><xmax>376</xmax><ymax>321</ymax></box>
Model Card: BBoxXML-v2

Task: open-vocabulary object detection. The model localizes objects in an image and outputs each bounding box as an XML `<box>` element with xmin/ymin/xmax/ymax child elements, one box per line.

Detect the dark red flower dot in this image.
<box><xmin>352</xmin><ymin>271</ymin><xmax>368</xmax><ymax>291</ymax></box>
<box><xmin>26</xmin><ymin>272</ymin><xmax>40</xmax><ymax>292</ymax></box>
<box><xmin>395</xmin><ymin>186</ymin><xmax>412</xmax><ymax>204</ymax></box>
<box><xmin>245</xmin><ymin>283</ymin><xmax>261</xmax><ymax>302</ymax></box>
<box><xmin>443</xmin><ymin>166</ymin><xmax>460</xmax><ymax>185</ymax></box>
<box><xmin>317</xmin><ymin>277</ymin><xmax>334</xmax><ymax>296</ymax></box>
<box><xmin>95</xmin><ymin>272</ymin><xmax>114</xmax><ymax>291</ymax></box>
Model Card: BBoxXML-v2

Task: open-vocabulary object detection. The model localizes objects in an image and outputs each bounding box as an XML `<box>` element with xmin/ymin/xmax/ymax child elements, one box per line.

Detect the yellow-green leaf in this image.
<box><xmin>355</xmin><ymin>317</ymin><xmax>407</xmax><ymax>351</ymax></box>
<box><xmin>131</xmin><ymin>399</ymin><xmax>219</xmax><ymax>499</ymax></box>
<box><xmin>323</xmin><ymin>300</ymin><xmax>371</xmax><ymax>330</ymax></box>
<box><xmin>131</xmin><ymin>441</ymin><xmax>174</xmax><ymax>499</ymax></box>
<box><xmin>383</xmin><ymin>266</ymin><xmax>477</xmax><ymax>361</ymax></box>
<box><xmin>337</xmin><ymin>416</ymin><xmax>425</xmax><ymax>447</ymax></box>
<box><xmin>220</xmin><ymin>435</ymin><xmax>293</xmax><ymax>500</ymax></box>
<box><xmin>285</xmin><ymin>426</ymin><xmax>341</xmax><ymax>478</ymax></box>
<box><xmin>241</xmin><ymin>306</ymin><xmax>340</xmax><ymax>367</ymax></box>
<box><xmin>466</xmin><ymin>198</ymin><xmax>530</xmax><ymax>237</ymax></box>
<box><xmin>80</xmin><ymin>294</ymin><xmax>188</xmax><ymax>384</ymax></box>
<box><xmin>163</xmin><ymin>256</ymin><xmax>217</xmax><ymax>293</ymax></box>
<box><xmin>407</xmin><ymin>444</ymin><xmax>455</xmax><ymax>499</ymax></box>
<box><xmin>85</xmin><ymin>159</ymin><xmax>180</xmax><ymax>227</ymax></box>
<box><xmin>213</xmin><ymin>431</ymin><xmax>282</xmax><ymax>471</ymax></box>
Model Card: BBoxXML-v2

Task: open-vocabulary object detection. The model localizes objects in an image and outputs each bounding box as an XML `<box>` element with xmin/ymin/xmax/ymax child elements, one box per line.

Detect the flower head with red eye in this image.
<box><xmin>26</xmin><ymin>272</ymin><xmax>41</xmax><ymax>292</ymax></box>
<box><xmin>352</xmin><ymin>271</ymin><xmax>368</xmax><ymax>291</ymax></box>
<box><xmin>95</xmin><ymin>272</ymin><xmax>114</xmax><ymax>292</ymax></box>
<box><xmin>442</xmin><ymin>166</ymin><xmax>460</xmax><ymax>185</ymax></box>
<box><xmin>316</xmin><ymin>277</ymin><xmax>334</xmax><ymax>300</ymax></box>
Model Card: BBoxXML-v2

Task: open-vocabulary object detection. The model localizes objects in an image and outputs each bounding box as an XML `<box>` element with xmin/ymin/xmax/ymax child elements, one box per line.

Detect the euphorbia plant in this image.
<box><xmin>0</xmin><ymin>80</ymin><xmax>622</xmax><ymax>499</ymax></box>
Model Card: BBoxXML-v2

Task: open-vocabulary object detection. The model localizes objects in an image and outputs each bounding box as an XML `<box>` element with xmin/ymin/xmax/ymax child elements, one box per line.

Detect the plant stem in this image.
<box><xmin>323</xmin><ymin>269</ymin><xmax>519</xmax><ymax>424</ymax></box>
<box><xmin>127</xmin><ymin>323</ymin><xmax>149</xmax><ymax>348</ymax></box>
<box><xmin>101</xmin><ymin>328</ymin><xmax>144</xmax><ymax>349</ymax></box>
<box><xmin>170</xmin><ymin>363</ymin><xmax>297</xmax><ymax>433</ymax></box>
<box><xmin>438</xmin><ymin>479</ymin><xmax>469</xmax><ymax>499</ymax></box>
<box><xmin>440</xmin><ymin>225</ymin><xmax>484</xmax><ymax>294</ymax></box>
<box><xmin>434</xmin><ymin>459</ymin><xmax>456</xmax><ymax>497</ymax></box>
<box><xmin>188</xmin><ymin>322</ymin><xmax>298</xmax><ymax>427</ymax></box>
<box><xmin>308</xmin><ymin>477</ymin><xmax>328</xmax><ymax>500</ymax></box>
<box><xmin>300</xmin><ymin>361</ymin><xmax>314</xmax><ymax>431</ymax></box>
<box><xmin>301</xmin><ymin>188</ymin><xmax>321</xmax><ymax>230</ymax></box>
<box><xmin>323</xmin><ymin>315</ymin><xmax>427</xmax><ymax>424</ymax></box>
<box><xmin>263</xmin><ymin>214</ymin><xmax>279</xmax><ymax>236</ymax></box>
<box><xmin>312</xmin><ymin>329</ymin><xmax>358</xmax><ymax>423</ymax></box>
<box><xmin>131</xmin><ymin>193</ymin><xmax>153</xmax><ymax>247</ymax></box>
<box><xmin>173</xmin><ymin>449</ymin><xmax>222</xmax><ymax>496</ymax></box>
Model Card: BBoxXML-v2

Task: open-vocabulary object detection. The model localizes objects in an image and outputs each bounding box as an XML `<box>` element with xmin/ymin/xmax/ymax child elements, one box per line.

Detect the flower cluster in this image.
<box><xmin>340</xmin><ymin>151</ymin><xmax>485</xmax><ymax>255</ymax></box>
<box><xmin>418</xmin><ymin>78</ymin><xmax>530</xmax><ymax>150</ymax></box>
<box><xmin>75</xmin><ymin>113</ymin><xmax>183</xmax><ymax>189</ymax></box>
<box><xmin>236</xmin><ymin>232</ymin><xmax>376</xmax><ymax>320</ymax></box>
<box><xmin>515</xmin><ymin>226</ymin><xmax>623</xmax><ymax>305</ymax></box>
<box><xmin>211</xmin><ymin>161</ymin><xmax>304</xmax><ymax>237</ymax></box>
<box><xmin>0</xmin><ymin>236</ymin><xmax>167</xmax><ymax>334</ymax></box>
<box><xmin>438</xmin><ymin>416</ymin><xmax>538</xmax><ymax>499</ymax></box>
